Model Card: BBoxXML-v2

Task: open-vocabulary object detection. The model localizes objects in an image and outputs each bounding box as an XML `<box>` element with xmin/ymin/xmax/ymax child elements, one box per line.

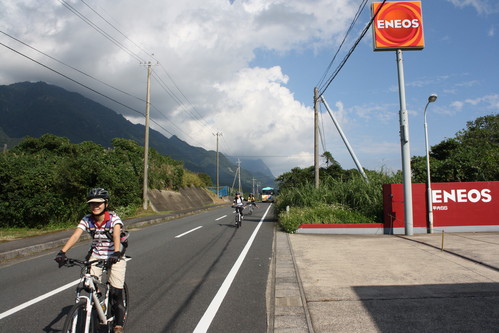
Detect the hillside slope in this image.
<box><xmin>0</xmin><ymin>81</ymin><xmax>275</xmax><ymax>191</ymax></box>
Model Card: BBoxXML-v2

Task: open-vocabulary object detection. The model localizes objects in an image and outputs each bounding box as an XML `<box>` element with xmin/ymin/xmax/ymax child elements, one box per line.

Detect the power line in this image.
<box><xmin>58</xmin><ymin>0</ymin><xmax>144</xmax><ymax>63</ymax></box>
<box><xmin>0</xmin><ymin>31</ymin><xmax>194</xmax><ymax>143</ymax></box>
<box><xmin>0</xmin><ymin>30</ymin><xmax>145</xmax><ymax>105</ymax></box>
<box><xmin>317</xmin><ymin>0</ymin><xmax>387</xmax><ymax>97</ymax></box>
<box><xmin>80</xmin><ymin>0</ymin><xmax>152</xmax><ymax>59</ymax></box>
<box><xmin>0</xmin><ymin>41</ymin><xmax>145</xmax><ymax>117</ymax></box>
<box><xmin>316</xmin><ymin>0</ymin><xmax>369</xmax><ymax>89</ymax></box>
<box><xmin>71</xmin><ymin>0</ymin><xmax>218</xmax><ymax>145</ymax></box>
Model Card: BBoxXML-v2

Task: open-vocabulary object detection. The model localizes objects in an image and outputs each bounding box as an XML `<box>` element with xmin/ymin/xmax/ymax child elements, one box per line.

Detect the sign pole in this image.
<box><xmin>396</xmin><ymin>49</ymin><xmax>413</xmax><ymax>236</ymax></box>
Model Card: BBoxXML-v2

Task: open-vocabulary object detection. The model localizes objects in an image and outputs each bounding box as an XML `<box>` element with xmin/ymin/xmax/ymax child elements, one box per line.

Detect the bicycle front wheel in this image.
<box><xmin>63</xmin><ymin>300</ymin><xmax>97</xmax><ymax>333</ymax></box>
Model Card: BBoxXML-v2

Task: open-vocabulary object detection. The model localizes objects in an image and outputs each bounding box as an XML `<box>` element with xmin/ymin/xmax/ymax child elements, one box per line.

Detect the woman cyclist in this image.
<box><xmin>233</xmin><ymin>192</ymin><xmax>245</xmax><ymax>220</ymax></box>
<box><xmin>55</xmin><ymin>188</ymin><xmax>127</xmax><ymax>333</ymax></box>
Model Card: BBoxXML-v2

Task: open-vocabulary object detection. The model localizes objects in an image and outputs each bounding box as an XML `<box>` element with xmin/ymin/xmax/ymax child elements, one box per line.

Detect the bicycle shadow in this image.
<box><xmin>43</xmin><ymin>305</ymin><xmax>72</xmax><ymax>332</ymax></box>
<box><xmin>218</xmin><ymin>223</ymin><xmax>239</xmax><ymax>228</ymax></box>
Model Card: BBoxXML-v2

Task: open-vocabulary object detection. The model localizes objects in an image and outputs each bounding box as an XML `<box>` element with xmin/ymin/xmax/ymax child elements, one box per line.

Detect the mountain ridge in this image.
<box><xmin>0</xmin><ymin>81</ymin><xmax>275</xmax><ymax>192</ymax></box>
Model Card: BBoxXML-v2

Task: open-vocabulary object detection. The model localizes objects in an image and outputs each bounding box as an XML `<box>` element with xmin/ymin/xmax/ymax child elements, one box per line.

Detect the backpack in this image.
<box><xmin>87</xmin><ymin>213</ymin><xmax>129</xmax><ymax>255</ymax></box>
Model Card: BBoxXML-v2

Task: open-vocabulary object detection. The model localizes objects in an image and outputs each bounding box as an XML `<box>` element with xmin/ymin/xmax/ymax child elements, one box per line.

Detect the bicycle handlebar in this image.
<box><xmin>63</xmin><ymin>258</ymin><xmax>107</xmax><ymax>268</ymax></box>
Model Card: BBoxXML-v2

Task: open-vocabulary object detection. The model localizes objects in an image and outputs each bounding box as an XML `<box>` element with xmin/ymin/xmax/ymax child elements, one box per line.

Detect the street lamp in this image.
<box><xmin>424</xmin><ymin>94</ymin><xmax>438</xmax><ymax>233</ymax></box>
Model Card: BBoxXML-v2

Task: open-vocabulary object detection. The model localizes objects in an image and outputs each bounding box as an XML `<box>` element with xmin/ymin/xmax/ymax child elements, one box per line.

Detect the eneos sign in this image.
<box><xmin>383</xmin><ymin>182</ymin><xmax>499</xmax><ymax>233</ymax></box>
<box><xmin>372</xmin><ymin>1</ymin><xmax>425</xmax><ymax>51</ymax></box>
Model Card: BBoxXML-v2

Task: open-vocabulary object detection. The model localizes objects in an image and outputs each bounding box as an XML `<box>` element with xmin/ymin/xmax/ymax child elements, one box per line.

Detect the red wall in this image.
<box><xmin>383</xmin><ymin>181</ymin><xmax>498</xmax><ymax>230</ymax></box>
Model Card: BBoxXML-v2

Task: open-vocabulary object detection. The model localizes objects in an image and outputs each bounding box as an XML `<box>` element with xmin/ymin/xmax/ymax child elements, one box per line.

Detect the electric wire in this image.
<box><xmin>317</xmin><ymin>0</ymin><xmax>387</xmax><ymax>98</ymax></box>
<box><xmin>0</xmin><ymin>41</ymin><xmax>145</xmax><ymax>118</ymax></box>
<box><xmin>156</xmin><ymin>64</ymin><xmax>215</xmax><ymax>132</ymax></box>
<box><xmin>77</xmin><ymin>0</ymin><xmax>218</xmax><ymax>137</ymax></box>
<box><xmin>80</xmin><ymin>0</ymin><xmax>152</xmax><ymax>59</ymax></box>
<box><xmin>0</xmin><ymin>36</ymin><xmax>178</xmax><ymax>141</ymax></box>
<box><xmin>316</xmin><ymin>0</ymin><xmax>369</xmax><ymax>89</ymax></box>
<box><xmin>0</xmin><ymin>30</ymin><xmax>145</xmax><ymax>105</ymax></box>
<box><xmin>78</xmin><ymin>0</ymin><xmax>220</xmax><ymax>145</ymax></box>
<box><xmin>58</xmin><ymin>0</ymin><xmax>144</xmax><ymax>63</ymax></box>
<box><xmin>62</xmin><ymin>0</ymin><xmax>217</xmax><ymax>147</ymax></box>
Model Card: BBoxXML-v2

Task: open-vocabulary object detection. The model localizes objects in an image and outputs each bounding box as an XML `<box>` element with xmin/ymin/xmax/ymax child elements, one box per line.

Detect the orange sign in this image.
<box><xmin>372</xmin><ymin>1</ymin><xmax>425</xmax><ymax>51</ymax></box>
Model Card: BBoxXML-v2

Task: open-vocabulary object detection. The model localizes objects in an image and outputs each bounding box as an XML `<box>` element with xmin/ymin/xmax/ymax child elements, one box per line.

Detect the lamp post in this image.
<box><xmin>424</xmin><ymin>94</ymin><xmax>437</xmax><ymax>233</ymax></box>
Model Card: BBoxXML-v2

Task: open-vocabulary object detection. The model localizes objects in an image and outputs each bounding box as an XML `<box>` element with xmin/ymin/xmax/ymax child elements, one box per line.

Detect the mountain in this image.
<box><xmin>0</xmin><ymin>81</ymin><xmax>275</xmax><ymax>191</ymax></box>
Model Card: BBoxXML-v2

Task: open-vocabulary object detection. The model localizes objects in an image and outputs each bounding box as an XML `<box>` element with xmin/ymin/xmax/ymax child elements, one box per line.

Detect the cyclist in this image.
<box><xmin>55</xmin><ymin>188</ymin><xmax>127</xmax><ymax>333</ymax></box>
<box><xmin>233</xmin><ymin>192</ymin><xmax>245</xmax><ymax>219</ymax></box>
<box><xmin>247</xmin><ymin>193</ymin><xmax>258</xmax><ymax>209</ymax></box>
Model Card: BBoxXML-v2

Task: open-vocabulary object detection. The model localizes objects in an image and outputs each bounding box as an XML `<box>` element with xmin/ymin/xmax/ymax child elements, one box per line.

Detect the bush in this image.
<box><xmin>275</xmin><ymin>169</ymin><xmax>402</xmax><ymax>233</ymax></box>
<box><xmin>278</xmin><ymin>203</ymin><xmax>375</xmax><ymax>233</ymax></box>
<box><xmin>0</xmin><ymin>134</ymin><xmax>210</xmax><ymax>228</ymax></box>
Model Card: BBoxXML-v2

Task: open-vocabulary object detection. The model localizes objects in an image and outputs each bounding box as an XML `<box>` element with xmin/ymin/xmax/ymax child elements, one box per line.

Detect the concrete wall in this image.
<box><xmin>148</xmin><ymin>187</ymin><xmax>219</xmax><ymax>212</ymax></box>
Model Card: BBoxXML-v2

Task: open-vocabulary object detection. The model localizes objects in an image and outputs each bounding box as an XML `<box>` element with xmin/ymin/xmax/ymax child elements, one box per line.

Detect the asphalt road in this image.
<box><xmin>0</xmin><ymin>203</ymin><xmax>276</xmax><ymax>332</ymax></box>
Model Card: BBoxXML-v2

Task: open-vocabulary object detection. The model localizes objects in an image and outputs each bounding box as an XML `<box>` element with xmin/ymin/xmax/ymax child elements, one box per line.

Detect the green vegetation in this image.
<box><xmin>275</xmin><ymin>170</ymin><xmax>401</xmax><ymax>233</ymax></box>
<box><xmin>276</xmin><ymin>113</ymin><xmax>498</xmax><ymax>233</ymax></box>
<box><xmin>412</xmin><ymin>114</ymin><xmax>499</xmax><ymax>182</ymax></box>
<box><xmin>0</xmin><ymin>134</ymin><xmax>212</xmax><ymax>229</ymax></box>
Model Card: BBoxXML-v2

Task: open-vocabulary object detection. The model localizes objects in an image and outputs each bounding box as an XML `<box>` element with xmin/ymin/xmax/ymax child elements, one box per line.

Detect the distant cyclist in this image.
<box><xmin>54</xmin><ymin>188</ymin><xmax>127</xmax><ymax>333</ymax></box>
<box><xmin>247</xmin><ymin>193</ymin><xmax>258</xmax><ymax>209</ymax></box>
<box><xmin>233</xmin><ymin>192</ymin><xmax>245</xmax><ymax>219</ymax></box>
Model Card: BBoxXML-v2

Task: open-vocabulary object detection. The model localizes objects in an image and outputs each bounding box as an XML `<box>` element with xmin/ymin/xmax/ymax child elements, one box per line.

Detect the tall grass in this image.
<box><xmin>276</xmin><ymin>170</ymin><xmax>401</xmax><ymax>232</ymax></box>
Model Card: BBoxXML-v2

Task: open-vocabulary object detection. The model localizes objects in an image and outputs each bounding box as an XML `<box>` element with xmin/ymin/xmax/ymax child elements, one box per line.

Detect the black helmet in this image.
<box><xmin>87</xmin><ymin>188</ymin><xmax>110</xmax><ymax>203</ymax></box>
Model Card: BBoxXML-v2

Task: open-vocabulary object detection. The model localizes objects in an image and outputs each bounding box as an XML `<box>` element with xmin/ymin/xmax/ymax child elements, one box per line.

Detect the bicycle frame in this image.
<box><xmin>68</xmin><ymin>259</ymin><xmax>113</xmax><ymax>329</ymax></box>
<box><xmin>76</xmin><ymin>272</ymin><xmax>109</xmax><ymax>326</ymax></box>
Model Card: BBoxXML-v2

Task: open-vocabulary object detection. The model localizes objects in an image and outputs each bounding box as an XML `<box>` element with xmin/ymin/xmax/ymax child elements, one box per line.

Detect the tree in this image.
<box><xmin>412</xmin><ymin>114</ymin><xmax>499</xmax><ymax>182</ymax></box>
<box><xmin>321</xmin><ymin>151</ymin><xmax>334</xmax><ymax>167</ymax></box>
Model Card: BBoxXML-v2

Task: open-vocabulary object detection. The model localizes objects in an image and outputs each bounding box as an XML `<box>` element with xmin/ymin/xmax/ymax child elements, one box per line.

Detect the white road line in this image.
<box><xmin>193</xmin><ymin>204</ymin><xmax>273</xmax><ymax>333</ymax></box>
<box><xmin>215</xmin><ymin>215</ymin><xmax>227</xmax><ymax>221</ymax></box>
<box><xmin>175</xmin><ymin>226</ymin><xmax>203</xmax><ymax>238</ymax></box>
<box><xmin>0</xmin><ymin>279</ymin><xmax>80</xmax><ymax>320</ymax></box>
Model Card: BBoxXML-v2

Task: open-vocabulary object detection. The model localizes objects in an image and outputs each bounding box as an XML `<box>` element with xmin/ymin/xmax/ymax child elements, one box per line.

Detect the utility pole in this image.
<box><xmin>396</xmin><ymin>49</ymin><xmax>414</xmax><ymax>236</ymax></box>
<box><xmin>237</xmin><ymin>159</ymin><xmax>242</xmax><ymax>194</ymax></box>
<box><xmin>314</xmin><ymin>87</ymin><xmax>320</xmax><ymax>188</ymax></box>
<box><xmin>252</xmin><ymin>178</ymin><xmax>256</xmax><ymax>195</ymax></box>
<box><xmin>213</xmin><ymin>132</ymin><xmax>222</xmax><ymax>198</ymax></box>
<box><xmin>142</xmin><ymin>62</ymin><xmax>152</xmax><ymax>210</ymax></box>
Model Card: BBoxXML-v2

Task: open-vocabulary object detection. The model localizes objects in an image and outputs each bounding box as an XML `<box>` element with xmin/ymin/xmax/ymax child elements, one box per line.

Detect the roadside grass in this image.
<box><xmin>0</xmin><ymin>224</ymin><xmax>73</xmax><ymax>242</ymax></box>
<box><xmin>279</xmin><ymin>203</ymin><xmax>376</xmax><ymax>233</ymax></box>
<box><xmin>276</xmin><ymin>171</ymin><xmax>400</xmax><ymax>233</ymax></box>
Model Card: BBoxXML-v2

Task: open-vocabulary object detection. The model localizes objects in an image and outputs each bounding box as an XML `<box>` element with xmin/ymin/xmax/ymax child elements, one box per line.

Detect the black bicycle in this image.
<box><xmin>232</xmin><ymin>205</ymin><xmax>244</xmax><ymax>228</ymax></box>
<box><xmin>62</xmin><ymin>258</ymin><xmax>129</xmax><ymax>333</ymax></box>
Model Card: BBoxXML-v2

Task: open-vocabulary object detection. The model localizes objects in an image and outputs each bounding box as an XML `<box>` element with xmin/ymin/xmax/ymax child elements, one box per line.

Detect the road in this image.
<box><xmin>0</xmin><ymin>203</ymin><xmax>276</xmax><ymax>332</ymax></box>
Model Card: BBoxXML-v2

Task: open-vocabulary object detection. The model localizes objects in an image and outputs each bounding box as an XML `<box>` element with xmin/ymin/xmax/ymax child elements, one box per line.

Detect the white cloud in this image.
<box><xmin>0</xmin><ymin>0</ymin><xmax>361</xmax><ymax>176</ymax></box>
<box><xmin>1</xmin><ymin>0</ymin><xmax>497</xmax><ymax>177</ymax></box>
<box><xmin>447</xmin><ymin>0</ymin><xmax>499</xmax><ymax>15</ymax></box>
<box><xmin>447</xmin><ymin>94</ymin><xmax>499</xmax><ymax>114</ymax></box>
<box><xmin>489</xmin><ymin>25</ymin><xmax>495</xmax><ymax>36</ymax></box>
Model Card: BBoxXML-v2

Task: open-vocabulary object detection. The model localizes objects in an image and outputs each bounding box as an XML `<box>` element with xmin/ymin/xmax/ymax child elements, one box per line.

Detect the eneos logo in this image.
<box><xmin>372</xmin><ymin>1</ymin><xmax>425</xmax><ymax>51</ymax></box>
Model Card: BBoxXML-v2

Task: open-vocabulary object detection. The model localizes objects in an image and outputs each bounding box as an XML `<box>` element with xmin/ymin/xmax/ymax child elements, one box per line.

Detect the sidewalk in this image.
<box><xmin>271</xmin><ymin>231</ymin><xmax>499</xmax><ymax>332</ymax></box>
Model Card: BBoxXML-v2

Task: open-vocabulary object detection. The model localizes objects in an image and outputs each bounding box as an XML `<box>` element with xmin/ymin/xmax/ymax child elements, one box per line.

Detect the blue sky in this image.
<box><xmin>0</xmin><ymin>0</ymin><xmax>498</xmax><ymax>178</ymax></box>
<box><xmin>251</xmin><ymin>0</ymin><xmax>499</xmax><ymax>173</ymax></box>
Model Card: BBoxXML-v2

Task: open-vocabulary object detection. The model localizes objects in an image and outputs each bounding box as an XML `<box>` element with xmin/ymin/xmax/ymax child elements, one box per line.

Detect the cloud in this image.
<box><xmin>446</xmin><ymin>0</ymin><xmax>499</xmax><ymax>15</ymax></box>
<box><xmin>448</xmin><ymin>94</ymin><xmax>499</xmax><ymax>113</ymax></box>
<box><xmin>0</xmin><ymin>0</ymin><xmax>361</xmax><ymax>177</ymax></box>
<box><xmin>488</xmin><ymin>25</ymin><xmax>495</xmax><ymax>37</ymax></box>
